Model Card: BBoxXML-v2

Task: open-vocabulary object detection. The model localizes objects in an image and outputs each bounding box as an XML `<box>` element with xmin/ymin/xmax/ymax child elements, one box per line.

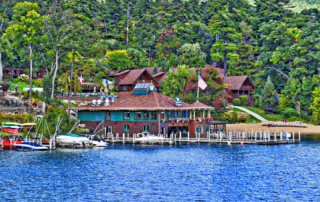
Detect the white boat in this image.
<box><xmin>135</xmin><ymin>133</ymin><xmax>165</xmax><ymax>143</ymax></box>
<box><xmin>15</xmin><ymin>142</ymin><xmax>48</xmax><ymax>151</ymax></box>
<box><xmin>88</xmin><ymin>134</ymin><xmax>108</xmax><ymax>147</ymax></box>
<box><xmin>56</xmin><ymin>133</ymin><xmax>89</xmax><ymax>145</ymax></box>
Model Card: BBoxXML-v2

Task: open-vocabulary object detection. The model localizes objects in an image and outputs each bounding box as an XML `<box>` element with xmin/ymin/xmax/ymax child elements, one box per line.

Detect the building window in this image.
<box><xmin>143</xmin><ymin>111</ymin><xmax>149</xmax><ymax>120</ymax></box>
<box><xmin>139</xmin><ymin>76</ymin><xmax>143</xmax><ymax>80</ymax></box>
<box><xmin>105</xmin><ymin>112</ymin><xmax>111</xmax><ymax>121</ymax></box>
<box><xmin>123</xmin><ymin>111</ymin><xmax>130</xmax><ymax>120</ymax></box>
<box><xmin>150</xmin><ymin>112</ymin><xmax>157</xmax><ymax>120</ymax></box>
<box><xmin>123</xmin><ymin>85</ymin><xmax>127</xmax><ymax>91</ymax></box>
<box><xmin>106</xmin><ymin>126</ymin><xmax>112</xmax><ymax>134</ymax></box>
<box><xmin>178</xmin><ymin>111</ymin><xmax>182</xmax><ymax>118</ymax></box>
<box><xmin>167</xmin><ymin>111</ymin><xmax>172</xmax><ymax>118</ymax></box>
<box><xmin>124</xmin><ymin>125</ymin><xmax>129</xmax><ymax>131</ymax></box>
<box><xmin>135</xmin><ymin>112</ymin><xmax>141</xmax><ymax>120</ymax></box>
<box><xmin>143</xmin><ymin>125</ymin><xmax>149</xmax><ymax>132</ymax></box>
<box><xmin>196</xmin><ymin>126</ymin><xmax>203</xmax><ymax>133</ymax></box>
<box><xmin>161</xmin><ymin>112</ymin><xmax>165</xmax><ymax>119</ymax></box>
<box><xmin>206</xmin><ymin>126</ymin><xmax>210</xmax><ymax>133</ymax></box>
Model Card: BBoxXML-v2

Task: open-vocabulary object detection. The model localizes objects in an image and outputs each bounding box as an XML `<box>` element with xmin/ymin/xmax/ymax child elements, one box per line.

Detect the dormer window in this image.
<box><xmin>139</xmin><ymin>76</ymin><xmax>143</xmax><ymax>80</ymax></box>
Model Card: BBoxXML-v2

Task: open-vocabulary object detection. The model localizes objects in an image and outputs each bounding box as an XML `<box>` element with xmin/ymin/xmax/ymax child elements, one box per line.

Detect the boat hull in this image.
<box><xmin>15</xmin><ymin>142</ymin><xmax>48</xmax><ymax>151</ymax></box>
<box><xmin>90</xmin><ymin>140</ymin><xmax>108</xmax><ymax>147</ymax></box>
<box><xmin>56</xmin><ymin>136</ymin><xmax>89</xmax><ymax>145</ymax></box>
<box><xmin>1</xmin><ymin>140</ymin><xmax>22</xmax><ymax>150</ymax></box>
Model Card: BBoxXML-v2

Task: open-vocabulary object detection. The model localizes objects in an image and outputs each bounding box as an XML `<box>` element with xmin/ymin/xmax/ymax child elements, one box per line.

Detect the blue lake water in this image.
<box><xmin>1</xmin><ymin>135</ymin><xmax>320</xmax><ymax>201</ymax></box>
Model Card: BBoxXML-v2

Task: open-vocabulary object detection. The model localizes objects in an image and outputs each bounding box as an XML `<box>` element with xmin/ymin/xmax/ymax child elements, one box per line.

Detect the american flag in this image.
<box><xmin>198</xmin><ymin>75</ymin><xmax>207</xmax><ymax>90</ymax></box>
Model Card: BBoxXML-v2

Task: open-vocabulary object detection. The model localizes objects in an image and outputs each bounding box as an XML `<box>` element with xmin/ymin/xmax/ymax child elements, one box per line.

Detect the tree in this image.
<box><xmin>106</xmin><ymin>50</ymin><xmax>132</xmax><ymax>71</ymax></box>
<box><xmin>4</xmin><ymin>2</ymin><xmax>45</xmax><ymax>113</ymax></box>
<box><xmin>183</xmin><ymin>65</ymin><xmax>228</xmax><ymax>109</ymax></box>
<box><xmin>260</xmin><ymin>76</ymin><xmax>279</xmax><ymax>110</ymax></box>
<box><xmin>161</xmin><ymin>64</ymin><xmax>194</xmax><ymax>98</ymax></box>
<box><xmin>179</xmin><ymin>43</ymin><xmax>206</xmax><ymax>67</ymax></box>
<box><xmin>44</xmin><ymin>1</ymin><xmax>71</xmax><ymax>99</ymax></box>
<box><xmin>0</xmin><ymin>38</ymin><xmax>14</xmax><ymax>83</ymax></box>
<box><xmin>310</xmin><ymin>87</ymin><xmax>320</xmax><ymax>125</ymax></box>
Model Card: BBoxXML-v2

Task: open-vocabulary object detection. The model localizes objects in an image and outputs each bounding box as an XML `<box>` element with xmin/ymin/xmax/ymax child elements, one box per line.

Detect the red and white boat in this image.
<box><xmin>1</xmin><ymin>140</ymin><xmax>22</xmax><ymax>150</ymax></box>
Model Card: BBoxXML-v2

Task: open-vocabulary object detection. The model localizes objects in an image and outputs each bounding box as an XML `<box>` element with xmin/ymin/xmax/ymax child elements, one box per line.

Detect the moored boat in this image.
<box><xmin>1</xmin><ymin>140</ymin><xmax>22</xmax><ymax>150</ymax></box>
<box><xmin>15</xmin><ymin>142</ymin><xmax>48</xmax><ymax>151</ymax></box>
<box><xmin>56</xmin><ymin>133</ymin><xmax>89</xmax><ymax>145</ymax></box>
<box><xmin>88</xmin><ymin>134</ymin><xmax>108</xmax><ymax>147</ymax></box>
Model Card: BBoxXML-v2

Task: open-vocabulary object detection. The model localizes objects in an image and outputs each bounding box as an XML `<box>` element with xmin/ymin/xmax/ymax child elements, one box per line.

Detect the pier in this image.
<box><xmin>105</xmin><ymin>129</ymin><xmax>301</xmax><ymax>145</ymax></box>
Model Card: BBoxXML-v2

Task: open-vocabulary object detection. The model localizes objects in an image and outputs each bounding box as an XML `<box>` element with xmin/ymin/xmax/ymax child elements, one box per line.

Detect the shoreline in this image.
<box><xmin>227</xmin><ymin>123</ymin><xmax>320</xmax><ymax>135</ymax></box>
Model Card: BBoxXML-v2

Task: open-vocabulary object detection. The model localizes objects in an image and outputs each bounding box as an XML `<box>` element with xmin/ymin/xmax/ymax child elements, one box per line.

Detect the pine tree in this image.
<box><xmin>152</xmin><ymin>65</ymin><xmax>158</xmax><ymax>75</ymax></box>
<box><xmin>260</xmin><ymin>76</ymin><xmax>279</xmax><ymax>110</ymax></box>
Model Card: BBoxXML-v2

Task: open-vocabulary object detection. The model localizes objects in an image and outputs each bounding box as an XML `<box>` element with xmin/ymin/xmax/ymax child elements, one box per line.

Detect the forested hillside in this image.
<box><xmin>290</xmin><ymin>0</ymin><xmax>320</xmax><ymax>12</ymax></box>
<box><xmin>1</xmin><ymin>0</ymin><xmax>320</xmax><ymax>122</ymax></box>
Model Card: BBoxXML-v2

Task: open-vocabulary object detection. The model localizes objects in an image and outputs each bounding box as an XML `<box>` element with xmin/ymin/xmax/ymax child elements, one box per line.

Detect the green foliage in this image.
<box><xmin>232</xmin><ymin>110</ymin><xmax>238</xmax><ymax>123</ymax></box>
<box><xmin>309</xmin><ymin>87</ymin><xmax>320</xmax><ymax>125</ymax></box>
<box><xmin>41</xmin><ymin>74</ymin><xmax>52</xmax><ymax>103</ymax></box>
<box><xmin>260</xmin><ymin>76</ymin><xmax>279</xmax><ymax>109</ymax></box>
<box><xmin>239</xmin><ymin>95</ymin><xmax>249</xmax><ymax>106</ymax></box>
<box><xmin>254</xmin><ymin>99</ymin><xmax>259</xmax><ymax>107</ymax></box>
<box><xmin>33</xmin><ymin>79</ymin><xmax>42</xmax><ymax>87</ymax></box>
<box><xmin>13</xmin><ymin>78</ymin><xmax>20</xmax><ymax>83</ymax></box>
<box><xmin>106</xmin><ymin>50</ymin><xmax>132</xmax><ymax>71</ymax></box>
<box><xmin>232</xmin><ymin>98</ymin><xmax>241</xmax><ymax>106</ymax></box>
<box><xmin>161</xmin><ymin>65</ymin><xmax>194</xmax><ymax>98</ymax></box>
<box><xmin>282</xmin><ymin>108</ymin><xmax>299</xmax><ymax>119</ymax></box>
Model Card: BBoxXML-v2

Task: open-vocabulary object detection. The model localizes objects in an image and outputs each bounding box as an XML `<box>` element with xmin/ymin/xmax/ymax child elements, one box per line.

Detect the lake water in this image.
<box><xmin>1</xmin><ymin>135</ymin><xmax>320</xmax><ymax>201</ymax></box>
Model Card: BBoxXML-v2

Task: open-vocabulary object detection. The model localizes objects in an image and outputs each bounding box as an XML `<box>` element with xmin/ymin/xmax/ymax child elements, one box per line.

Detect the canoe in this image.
<box><xmin>3</xmin><ymin>125</ymin><xmax>20</xmax><ymax>129</ymax></box>
<box><xmin>2</xmin><ymin>122</ymin><xmax>22</xmax><ymax>126</ymax></box>
<box><xmin>2</xmin><ymin>128</ymin><xmax>19</xmax><ymax>134</ymax></box>
<box><xmin>21</xmin><ymin>123</ymin><xmax>37</xmax><ymax>127</ymax></box>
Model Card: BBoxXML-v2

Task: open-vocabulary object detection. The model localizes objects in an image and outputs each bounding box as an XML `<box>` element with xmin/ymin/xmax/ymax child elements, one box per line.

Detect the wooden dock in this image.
<box><xmin>105</xmin><ymin>130</ymin><xmax>301</xmax><ymax>145</ymax></box>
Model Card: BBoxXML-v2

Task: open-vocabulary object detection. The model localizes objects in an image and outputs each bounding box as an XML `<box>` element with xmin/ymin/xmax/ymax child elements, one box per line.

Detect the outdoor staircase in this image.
<box><xmin>247</xmin><ymin>95</ymin><xmax>254</xmax><ymax>107</ymax></box>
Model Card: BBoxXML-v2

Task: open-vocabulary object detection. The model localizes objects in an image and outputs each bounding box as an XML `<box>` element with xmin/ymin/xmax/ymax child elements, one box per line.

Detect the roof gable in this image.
<box><xmin>118</xmin><ymin>69</ymin><xmax>159</xmax><ymax>86</ymax></box>
<box><xmin>226</xmin><ymin>76</ymin><xmax>255</xmax><ymax>90</ymax></box>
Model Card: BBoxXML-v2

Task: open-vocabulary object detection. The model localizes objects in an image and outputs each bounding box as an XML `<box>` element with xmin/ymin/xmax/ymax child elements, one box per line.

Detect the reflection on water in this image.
<box><xmin>1</xmin><ymin>135</ymin><xmax>320</xmax><ymax>201</ymax></box>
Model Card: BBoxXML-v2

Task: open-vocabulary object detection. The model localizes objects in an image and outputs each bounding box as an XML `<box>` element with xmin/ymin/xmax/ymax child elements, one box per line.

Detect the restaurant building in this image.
<box><xmin>73</xmin><ymin>82</ymin><xmax>226</xmax><ymax>138</ymax></box>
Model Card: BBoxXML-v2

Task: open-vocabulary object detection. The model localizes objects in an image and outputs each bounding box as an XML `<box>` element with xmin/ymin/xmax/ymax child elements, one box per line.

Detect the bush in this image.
<box><xmin>34</xmin><ymin>91</ymin><xmax>39</xmax><ymax>98</ymax></box>
<box><xmin>239</xmin><ymin>95</ymin><xmax>249</xmax><ymax>106</ymax></box>
<box><xmin>33</xmin><ymin>79</ymin><xmax>42</xmax><ymax>87</ymax></box>
<box><xmin>13</xmin><ymin>78</ymin><xmax>21</xmax><ymax>83</ymax></box>
<box><xmin>254</xmin><ymin>99</ymin><xmax>259</xmax><ymax>107</ymax></box>
<box><xmin>264</xmin><ymin>107</ymin><xmax>273</xmax><ymax>113</ymax></box>
<box><xmin>231</xmin><ymin>110</ymin><xmax>238</xmax><ymax>123</ymax></box>
<box><xmin>232</xmin><ymin>98</ymin><xmax>241</xmax><ymax>106</ymax></box>
<box><xmin>19</xmin><ymin>74</ymin><xmax>29</xmax><ymax>82</ymax></box>
<box><xmin>3</xmin><ymin>76</ymin><xmax>12</xmax><ymax>81</ymax></box>
<box><xmin>288</xmin><ymin>116</ymin><xmax>298</xmax><ymax>122</ymax></box>
<box><xmin>239</xmin><ymin>117</ymin><xmax>247</xmax><ymax>123</ymax></box>
<box><xmin>282</xmin><ymin>108</ymin><xmax>299</xmax><ymax>118</ymax></box>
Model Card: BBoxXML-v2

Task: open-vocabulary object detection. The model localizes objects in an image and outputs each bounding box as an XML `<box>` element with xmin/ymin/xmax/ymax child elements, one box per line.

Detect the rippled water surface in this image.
<box><xmin>1</xmin><ymin>135</ymin><xmax>320</xmax><ymax>201</ymax></box>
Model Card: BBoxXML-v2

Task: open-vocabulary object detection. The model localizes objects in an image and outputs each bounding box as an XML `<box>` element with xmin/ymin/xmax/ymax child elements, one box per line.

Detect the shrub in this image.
<box><xmin>239</xmin><ymin>95</ymin><xmax>249</xmax><ymax>106</ymax></box>
<box><xmin>3</xmin><ymin>76</ymin><xmax>12</xmax><ymax>81</ymax></box>
<box><xmin>34</xmin><ymin>91</ymin><xmax>39</xmax><ymax>98</ymax></box>
<box><xmin>13</xmin><ymin>78</ymin><xmax>20</xmax><ymax>83</ymax></box>
<box><xmin>33</xmin><ymin>79</ymin><xmax>42</xmax><ymax>87</ymax></box>
<box><xmin>288</xmin><ymin>116</ymin><xmax>298</xmax><ymax>122</ymax></box>
<box><xmin>231</xmin><ymin>110</ymin><xmax>238</xmax><ymax>123</ymax></box>
<box><xmin>19</xmin><ymin>74</ymin><xmax>29</xmax><ymax>82</ymax></box>
<box><xmin>254</xmin><ymin>99</ymin><xmax>259</xmax><ymax>107</ymax></box>
<box><xmin>264</xmin><ymin>107</ymin><xmax>273</xmax><ymax>113</ymax></box>
<box><xmin>239</xmin><ymin>117</ymin><xmax>247</xmax><ymax>123</ymax></box>
<box><xmin>232</xmin><ymin>98</ymin><xmax>241</xmax><ymax>106</ymax></box>
<box><xmin>282</xmin><ymin>108</ymin><xmax>299</xmax><ymax>118</ymax></box>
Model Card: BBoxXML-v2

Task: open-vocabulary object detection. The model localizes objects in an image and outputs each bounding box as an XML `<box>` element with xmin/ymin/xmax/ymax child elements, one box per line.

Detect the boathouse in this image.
<box><xmin>73</xmin><ymin>83</ymin><xmax>226</xmax><ymax>138</ymax></box>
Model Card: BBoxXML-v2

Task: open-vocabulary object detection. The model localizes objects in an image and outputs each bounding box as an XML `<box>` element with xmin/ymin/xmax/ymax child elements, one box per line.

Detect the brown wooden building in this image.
<box><xmin>110</xmin><ymin>69</ymin><xmax>159</xmax><ymax>92</ymax></box>
<box><xmin>73</xmin><ymin>83</ymin><xmax>226</xmax><ymax>138</ymax></box>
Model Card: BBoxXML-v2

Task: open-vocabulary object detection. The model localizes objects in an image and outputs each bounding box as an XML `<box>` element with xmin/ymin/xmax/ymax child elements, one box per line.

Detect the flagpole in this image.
<box><xmin>196</xmin><ymin>69</ymin><xmax>200</xmax><ymax>103</ymax></box>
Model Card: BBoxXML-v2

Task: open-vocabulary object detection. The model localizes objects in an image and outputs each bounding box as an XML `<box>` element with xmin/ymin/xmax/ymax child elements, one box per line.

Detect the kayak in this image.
<box><xmin>2</xmin><ymin>128</ymin><xmax>19</xmax><ymax>134</ymax></box>
<box><xmin>3</xmin><ymin>125</ymin><xmax>20</xmax><ymax>129</ymax></box>
<box><xmin>21</xmin><ymin>123</ymin><xmax>37</xmax><ymax>127</ymax></box>
<box><xmin>2</xmin><ymin>122</ymin><xmax>22</xmax><ymax>126</ymax></box>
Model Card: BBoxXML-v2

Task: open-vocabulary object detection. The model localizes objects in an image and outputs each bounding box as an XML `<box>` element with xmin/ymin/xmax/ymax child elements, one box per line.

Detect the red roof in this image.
<box><xmin>226</xmin><ymin>76</ymin><xmax>255</xmax><ymax>90</ymax></box>
<box><xmin>189</xmin><ymin>102</ymin><xmax>213</xmax><ymax>109</ymax></box>
<box><xmin>73</xmin><ymin>91</ymin><xmax>212</xmax><ymax>110</ymax></box>
<box><xmin>116</xmin><ymin>69</ymin><xmax>159</xmax><ymax>86</ymax></box>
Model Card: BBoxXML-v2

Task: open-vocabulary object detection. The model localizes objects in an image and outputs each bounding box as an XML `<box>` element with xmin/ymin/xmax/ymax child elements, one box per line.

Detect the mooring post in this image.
<box><xmin>123</xmin><ymin>133</ymin><xmax>125</xmax><ymax>144</ymax></box>
<box><xmin>180</xmin><ymin>132</ymin><xmax>181</xmax><ymax>141</ymax></box>
<box><xmin>293</xmin><ymin>132</ymin><xmax>295</xmax><ymax>143</ymax></box>
<box><xmin>255</xmin><ymin>132</ymin><xmax>257</xmax><ymax>143</ymax></box>
<box><xmin>286</xmin><ymin>131</ymin><xmax>289</xmax><ymax>141</ymax></box>
<box><xmin>274</xmin><ymin>131</ymin><xmax>277</xmax><ymax>143</ymax></box>
<box><xmin>133</xmin><ymin>133</ymin><xmax>135</xmax><ymax>144</ymax></box>
<box><xmin>188</xmin><ymin>132</ymin><xmax>190</xmax><ymax>143</ymax></box>
<box><xmin>299</xmin><ymin>132</ymin><xmax>301</xmax><ymax>142</ymax></box>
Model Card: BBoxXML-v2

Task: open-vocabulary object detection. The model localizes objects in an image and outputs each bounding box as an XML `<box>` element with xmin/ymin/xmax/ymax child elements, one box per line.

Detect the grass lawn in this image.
<box><xmin>8</xmin><ymin>83</ymin><xmax>38</xmax><ymax>92</ymax></box>
<box><xmin>240</xmin><ymin>106</ymin><xmax>285</xmax><ymax>121</ymax></box>
<box><xmin>233</xmin><ymin>108</ymin><xmax>261</xmax><ymax>124</ymax></box>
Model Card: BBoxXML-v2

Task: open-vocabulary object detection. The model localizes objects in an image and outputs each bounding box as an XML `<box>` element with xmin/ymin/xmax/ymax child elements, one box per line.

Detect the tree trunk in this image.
<box><xmin>29</xmin><ymin>44</ymin><xmax>33</xmax><ymax>114</ymax></box>
<box><xmin>0</xmin><ymin>51</ymin><xmax>2</xmax><ymax>84</ymax></box>
<box><xmin>104</xmin><ymin>19</ymin><xmax>108</xmax><ymax>35</ymax></box>
<box><xmin>126</xmin><ymin>5</ymin><xmax>130</xmax><ymax>44</ymax></box>
<box><xmin>216</xmin><ymin>34</ymin><xmax>219</xmax><ymax>53</ymax></box>
<box><xmin>68</xmin><ymin>52</ymin><xmax>75</xmax><ymax>116</ymax></box>
<box><xmin>224</xmin><ymin>52</ymin><xmax>227</xmax><ymax>84</ymax></box>
<box><xmin>51</xmin><ymin>50</ymin><xmax>59</xmax><ymax>99</ymax></box>
<box><xmin>115</xmin><ymin>10</ymin><xmax>118</xmax><ymax>35</ymax></box>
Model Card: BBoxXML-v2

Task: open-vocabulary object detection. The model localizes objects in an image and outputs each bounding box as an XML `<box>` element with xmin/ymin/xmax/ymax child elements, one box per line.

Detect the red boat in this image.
<box><xmin>1</xmin><ymin>140</ymin><xmax>22</xmax><ymax>150</ymax></box>
<box><xmin>1</xmin><ymin>128</ymin><xmax>19</xmax><ymax>134</ymax></box>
